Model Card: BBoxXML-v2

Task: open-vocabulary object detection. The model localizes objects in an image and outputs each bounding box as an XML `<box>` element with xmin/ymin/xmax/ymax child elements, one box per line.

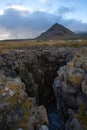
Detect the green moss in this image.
<box><xmin>18</xmin><ymin>99</ymin><xmax>31</xmax><ymax>129</ymax></box>
<box><xmin>76</xmin><ymin>103</ymin><xmax>87</xmax><ymax>130</ymax></box>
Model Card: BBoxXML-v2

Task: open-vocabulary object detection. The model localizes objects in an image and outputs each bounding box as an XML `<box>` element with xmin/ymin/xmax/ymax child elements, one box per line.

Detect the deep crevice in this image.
<box><xmin>15</xmin><ymin>57</ymin><xmax>68</xmax><ymax>130</ymax></box>
<box><xmin>14</xmin><ymin>49</ymin><xmax>74</xmax><ymax>130</ymax></box>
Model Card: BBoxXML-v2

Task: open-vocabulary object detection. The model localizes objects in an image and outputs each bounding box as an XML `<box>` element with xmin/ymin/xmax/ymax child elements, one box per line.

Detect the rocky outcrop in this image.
<box><xmin>0</xmin><ymin>74</ymin><xmax>48</xmax><ymax>130</ymax></box>
<box><xmin>53</xmin><ymin>47</ymin><xmax>87</xmax><ymax>129</ymax></box>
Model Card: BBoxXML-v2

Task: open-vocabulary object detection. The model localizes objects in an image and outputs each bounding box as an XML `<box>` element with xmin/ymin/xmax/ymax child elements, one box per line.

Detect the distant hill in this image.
<box><xmin>78</xmin><ymin>32</ymin><xmax>87</xmax><ymax>39</ymax></box>
<box><xmin>35</xmin><ymin>23</ymin><xmax>77</xmax><ymax>40</ymax></box>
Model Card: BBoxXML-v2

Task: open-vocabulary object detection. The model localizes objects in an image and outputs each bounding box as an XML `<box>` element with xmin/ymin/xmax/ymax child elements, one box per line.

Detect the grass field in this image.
<box><xmin>0</xmin><ymin>39</ymin><xmax>87</xmax><ymax>53</ymax></box>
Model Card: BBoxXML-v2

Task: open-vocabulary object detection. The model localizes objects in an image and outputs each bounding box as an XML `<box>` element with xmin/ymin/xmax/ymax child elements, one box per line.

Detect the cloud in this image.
<box><xmin>58</xmin><ymin>6</ymin><xmax>74</xmax><ymax>16</ymax></box>
<box><xmin>0</xmin><ymin>6</ymin><xmax>87</xmax><ymax>40</ymax></box>
<box><xmin>39</xmin><ymin>0</ymin><xmax>48</xmax><ymax>3</ymax></box>
<box><xmin>6</xmin><ymin>5</ymin><xmax>33</xmax><ymax>12</ymax></box>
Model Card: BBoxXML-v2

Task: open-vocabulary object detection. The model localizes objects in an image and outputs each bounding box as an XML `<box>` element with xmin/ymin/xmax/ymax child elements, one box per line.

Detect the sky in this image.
<box><xmin>0</xmin><ymin>0</ymin><xmax>87</xmax><ymax>40</ymax></box>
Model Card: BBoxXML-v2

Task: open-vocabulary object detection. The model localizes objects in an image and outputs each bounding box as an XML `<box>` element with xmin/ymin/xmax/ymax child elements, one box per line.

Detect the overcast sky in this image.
<box><xmin>0</xmin><ymin>0</ymin><xmax>87</xmax><ymax>40</ymax></box>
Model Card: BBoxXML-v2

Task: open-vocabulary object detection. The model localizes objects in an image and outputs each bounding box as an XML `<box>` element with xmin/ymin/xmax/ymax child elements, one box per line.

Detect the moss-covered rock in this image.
<box><xmin>0</xmin><ymin>75</ymin><xmax>48</xmax><ymax>130</ymax></box>
<box><xmin>53</xmin><ymin>48</ymin><xmax>87</xmax><ymax>129</ymax></box>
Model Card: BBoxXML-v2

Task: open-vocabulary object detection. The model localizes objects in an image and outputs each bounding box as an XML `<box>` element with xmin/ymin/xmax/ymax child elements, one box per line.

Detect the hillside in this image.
<box><xmin>35</xmin><ymin>23</ymin><xmax>77</xmax><ymax>40</ymax></box>
<box><xmin>78</xmin><ymin>32</ymin><xmax>87</xmax><ymax>39</ymax></box>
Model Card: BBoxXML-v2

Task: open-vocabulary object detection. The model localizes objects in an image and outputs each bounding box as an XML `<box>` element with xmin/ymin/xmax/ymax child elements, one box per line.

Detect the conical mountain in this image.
<box><xmin>35</xmin><ymin>23</ymin><xmax>77</xmax><ymax>40</ymax></box>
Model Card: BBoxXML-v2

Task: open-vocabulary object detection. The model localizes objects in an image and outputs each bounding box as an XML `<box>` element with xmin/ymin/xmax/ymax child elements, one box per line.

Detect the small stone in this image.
<box><xmin>9</xmin><ymin>90</ymin><xmax>15</xmax><ymax>96</ymax></box>
<box><xmin>39</xmin><ymin>125</ymin><xmax>48</xmax><ymax>130</ymax></box>
<box><xmin>3</xmin><ymin>92</ymin><xmax>6</xmax><ymax>96</ymax></box>
<box><xmin>5</xmin><ymin>87</ymin><xmax>9</xmax><ymax>91</ymax></box>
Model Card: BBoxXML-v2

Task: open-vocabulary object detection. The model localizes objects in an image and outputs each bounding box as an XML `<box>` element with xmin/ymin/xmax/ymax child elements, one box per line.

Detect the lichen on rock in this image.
<box><xmin>0</xmin><ymin>74</ymin><xmax>48</xmax><ymax>130</ymax></box>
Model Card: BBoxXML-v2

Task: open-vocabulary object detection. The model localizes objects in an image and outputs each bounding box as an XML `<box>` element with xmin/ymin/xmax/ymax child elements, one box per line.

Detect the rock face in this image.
<box><xmin>35</xmin><ymin>23</ymin><xmax>77</xmax><ymax>40</ymax></box>
<box><xmin>53</xmin><ymin>47</ymin><xmax>87</xmax><ymax>130</ymax></box>
<box><xmin>0</xmin><ymin>75</ymin><xmax>48</xmax><ymax>130</ymax></box>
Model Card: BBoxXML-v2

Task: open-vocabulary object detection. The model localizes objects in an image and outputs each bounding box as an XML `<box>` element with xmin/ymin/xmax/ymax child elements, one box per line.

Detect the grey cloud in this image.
<box><xmin>0</xmin><ymin>7</ymin><xmax>87</xmax><ymax>39</ymax></box>
<box><xmin>58</xmin><ymin>6</ymin><xmax>74</xmax><ymax>15</ymax></box>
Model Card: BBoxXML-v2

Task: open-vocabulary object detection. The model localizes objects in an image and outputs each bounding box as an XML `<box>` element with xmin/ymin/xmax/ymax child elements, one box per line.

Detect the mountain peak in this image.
<box><xmin>35</xmin><ymin>23</ymin><xmax>77</xmax><ymax>40</ymax></box>
<box><xmin>51</xmin><ymin>22</ymin><xmax>63</xmax><ymax>28</ymax></box>
<box><xmin>53</xmin><ymin>23</ymin><xmax>59</xmax><ymax>26</ymax></box>
<box><xmin>48</xmin><ymin>23</ymin><xmax>63</xmax><ymax>31</ymax></box>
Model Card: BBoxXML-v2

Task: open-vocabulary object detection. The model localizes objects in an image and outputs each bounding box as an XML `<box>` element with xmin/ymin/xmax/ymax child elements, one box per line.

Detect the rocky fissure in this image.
<box><xmin>0</xmin><ymin>47</ymin><xmax>73</xmax><ymax>106</ymax></box>
<box><xmin>0</xmin><ymin>46</ymin><xmax>87</xmax><ymax>130</ymax></box>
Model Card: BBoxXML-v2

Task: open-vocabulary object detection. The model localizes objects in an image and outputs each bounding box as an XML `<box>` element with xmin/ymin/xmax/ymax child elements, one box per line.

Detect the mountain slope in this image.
<box><xmin>35</xmin><ymin>23</ymin><xmax>77</xmax><ymax>40</ymax></box>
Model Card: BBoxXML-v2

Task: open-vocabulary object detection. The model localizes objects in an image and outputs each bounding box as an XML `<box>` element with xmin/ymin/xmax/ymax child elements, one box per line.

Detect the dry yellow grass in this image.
<box><xmin>0</xmin><ymin>39</ymin><xmax>87</xmax><ymax>53</ymax></box>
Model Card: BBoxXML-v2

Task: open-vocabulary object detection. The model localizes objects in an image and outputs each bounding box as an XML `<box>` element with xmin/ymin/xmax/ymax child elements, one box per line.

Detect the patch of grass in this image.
<box><xmin>0</xmin><ymin>39</ymin><xmax>87</xmax><ymax>53</ymax></box>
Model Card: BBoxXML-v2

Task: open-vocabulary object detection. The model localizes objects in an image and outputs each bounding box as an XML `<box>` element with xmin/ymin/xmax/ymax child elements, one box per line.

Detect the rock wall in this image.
<box><xmin>53</xmin><ymin>47</ymin><xmax>87</xmax><ymax>130</ymax></box>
